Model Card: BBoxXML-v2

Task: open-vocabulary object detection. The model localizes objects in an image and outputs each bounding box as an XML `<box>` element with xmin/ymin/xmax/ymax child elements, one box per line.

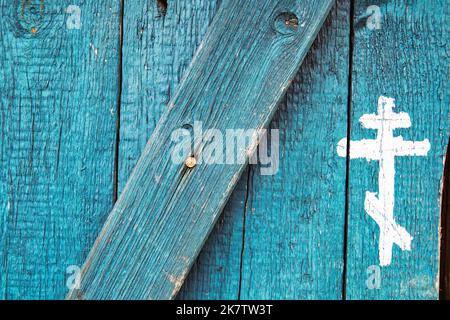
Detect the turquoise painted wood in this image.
<box><xmin>118</xmin><ymin>0</ymin><xmax>219</xmax><ymax>194</ymax></box>
<box><xmin>179</xmin><ymin>168</ymin><xmax>248</xmax><ymax>299</ymax></box>
<box><xmin>0</xmin><ymin>0</ymin><xmax>121</xmax><ymax>299</ymax></box>
<box><xmin>181</xmin><ymin>0</ymin><xmax>351</xmax><ymax>300</ymax></box>
<box><xmin>239</xmin><ymin>0</ymin><xmax>350</xmax><ymax>299</ymax></box>
<box><xmin>1</xmin><ymin>0</ymin><xmax>448</xmax><ymax>301</ymax></box>
<box><xmin>345</xmin><ymin>0</ymin><xmax>449</xmax><ymax>299</ymax></box>
<box><xmin>442</xmin><ymin>145</ymin><xmax>449</xmax><ymax>300</ymax></box>
<box><xmin>119</xmin><ymin>0</ymin><xmax>244</xmax><ymax>300</ymax></box>
<box><xmin>67</xmin><ymin>0</ymin><xmax>334</xmax><ymax>300</ymax></box>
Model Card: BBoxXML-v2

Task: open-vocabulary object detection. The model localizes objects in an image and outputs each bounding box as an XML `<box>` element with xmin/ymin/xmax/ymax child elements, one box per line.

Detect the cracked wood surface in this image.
<box><xmin>0</xmin><ymin>0</ymin><xmax>448</xmax><ymax>300</ymax></box>
<box><xmin>0</xmin><ymin>0</ymin><xmax>121</xmax><ymax>299</ymax></box>
<box><xmin>67</xmin><ymin>0</ymin><xmax>334</xmax><ymax>299</ymax></box>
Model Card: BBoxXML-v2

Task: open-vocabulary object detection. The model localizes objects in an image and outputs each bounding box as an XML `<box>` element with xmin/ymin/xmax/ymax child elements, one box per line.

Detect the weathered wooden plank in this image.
<box><xmin>344</xmin><ymin>0</ymin><xmax>449</xmax><ymax>299</ymax></box>
<box><xmin>239</xmin><ymin>0</ymin><xmax>350</xmax><ymax>299</ymax></box>
<box><xmin>0</xmin><ymin>0</ymin><xmax>121</xmax><ymax>299</ymax></box>
<box><xmin>441</xmin><ymin>144</ymin><xmax>449</xmax><ymax>300</ymax></box>
<box><xmin>119</xmin><ymin>0</ymin><xmax>242</xmax><ymax>300</ymax></box>
<box><xmin>179</xmin><ymin>169</ymin><xmax>248</xmax><ymax>299</ymax></box>
<box><xmin>118</xmin><ymin>0</ymin><xmax>219</xmax><ymax>194</ymax></box>
<box><xmin>181</xmin><ymin>0</ymin><xmax>351</xmax><ymax>300</ymax></box>
<box><xmin>68</xmin><ymin>0</ymin><xmax>334</xmax><ymax>300</ymax></box>
<box><xmin>118</xmin><ymin>0</ymin><xmax>245</xmax><ymax>299</ymax></box>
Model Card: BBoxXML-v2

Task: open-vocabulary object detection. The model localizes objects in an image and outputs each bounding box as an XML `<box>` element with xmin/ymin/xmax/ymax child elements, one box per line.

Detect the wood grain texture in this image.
<box><xmin>119</xmin><ymin>0</ymin><xmax>244</xmax><ymax>300</ymax></box>
<box><xmin>181</xmin><ymin>0</ymin><xmax>351</xmax><ymax>300</ymax></box>
<box><xmin>345</xmin><ymin>0</ymin><xmax>449</xmax><ymax>299</ymax></box>
<box><xmin>179</xmin><ymin>168</ymin><xmax>248</xmax><ymax>299</ymax></box>
<box><xmin>239</xmin><ymin>0</ymin><xmax>350</xmax><ymax>299</ymax></box>
<box><xmin>118</xmin><ymin>0</ymin><xmax>219</xmax><ymax>194</ymax></box>
<box><xmin>441</xmin><ymin>142</ymin><xmax>449</xmax><ymax>300</ymax></box>
<box><xmin>67</xmin><ymin>0</ymin><xmax>334</xmax><ymax>300</ymax></box>
<box><xmin>0</xmin><ymin>0</ymin><xmax>121</xmax><ymax>299</ymax></box>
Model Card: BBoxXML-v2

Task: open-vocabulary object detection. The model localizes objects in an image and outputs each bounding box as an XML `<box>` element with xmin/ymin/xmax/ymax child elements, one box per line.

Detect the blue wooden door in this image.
<box><xmin>0</xmin><ymin>0</ymin><xmax>448</xmax><ymax>299</ymax></box>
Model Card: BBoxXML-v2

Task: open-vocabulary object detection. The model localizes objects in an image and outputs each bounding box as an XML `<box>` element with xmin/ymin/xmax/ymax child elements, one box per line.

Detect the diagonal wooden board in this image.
<box><xmin>67</xmin><ymin>0</ymin><xmax>334</xmax><ymax>300</ymax></box>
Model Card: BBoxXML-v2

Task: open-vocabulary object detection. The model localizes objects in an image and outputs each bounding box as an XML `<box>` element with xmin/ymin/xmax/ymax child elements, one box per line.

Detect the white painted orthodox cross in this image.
<box><xmin>337</xmin><ymin>96</ymin><xmax>431</xmax><ymax>266</ymax></box>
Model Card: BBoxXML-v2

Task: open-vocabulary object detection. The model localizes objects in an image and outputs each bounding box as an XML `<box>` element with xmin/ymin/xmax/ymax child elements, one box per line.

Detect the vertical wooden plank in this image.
<box><xmin>237</xmin><ymin>0</ymin><xmax>350</xmax><ymax>299</ymax></box>
<box><xmin>179</xmin><ymin>169</ymin><xmax>247</xmax><ymax>299</ymax></box>
<box><xmin>345</xmin><ymin>0</ymin><xmax>449</xmax><ymax>299</ymax></box>
<box><xmin>441</xmin><ymin>142</ymin><xmax>449</xmax><ymax>300</ymax></box>
<box><xmin>120</xmin><ymin>0</ymin><xmax>244</xmax><ymax>299</ymax></box>
<box><xmin>118</xmin><ymin>0</ymin><xmax>219</xmax><ymax>193</ymax></box>
<box><xmin>0</xmin><ymin>0</ymin><xmax>120</xmax><ymax>299</ymax></box>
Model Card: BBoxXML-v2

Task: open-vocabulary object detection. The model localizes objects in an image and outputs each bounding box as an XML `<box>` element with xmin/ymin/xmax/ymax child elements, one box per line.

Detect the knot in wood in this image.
<box><xmin>274</xmin><ymin>12</ymin><xmax>299</xmax><ymax>35</ymax></box>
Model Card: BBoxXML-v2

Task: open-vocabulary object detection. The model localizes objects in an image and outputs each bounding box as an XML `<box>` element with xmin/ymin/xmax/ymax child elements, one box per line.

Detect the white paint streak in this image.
<box><xmin>337</xmin><ymin>96</ymin><xmax>431</xmax><ymax>266</ymax></box>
